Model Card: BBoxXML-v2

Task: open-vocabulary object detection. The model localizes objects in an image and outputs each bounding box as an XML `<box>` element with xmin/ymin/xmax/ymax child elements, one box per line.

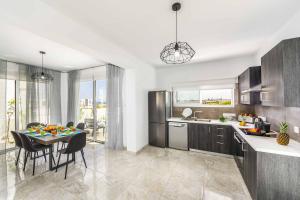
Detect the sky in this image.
<box><xmin>79</xmin><ymin>80</ymin><xmax>106</xmax><ymax>101</ymax></box>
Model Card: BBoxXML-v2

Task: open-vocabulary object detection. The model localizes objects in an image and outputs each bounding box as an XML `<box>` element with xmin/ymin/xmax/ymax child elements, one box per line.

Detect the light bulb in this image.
<box><xmin>174</xmin><ymin>50</ymin><xmax>180</xmax><ymax>58</ymax></box>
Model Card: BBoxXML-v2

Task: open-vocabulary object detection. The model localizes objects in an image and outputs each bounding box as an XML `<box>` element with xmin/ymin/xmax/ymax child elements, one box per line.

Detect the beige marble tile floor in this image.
<box><xmin>0</xmin><ymin>143</ymin><xmax>251</xmax><ymax>200</ymax></box>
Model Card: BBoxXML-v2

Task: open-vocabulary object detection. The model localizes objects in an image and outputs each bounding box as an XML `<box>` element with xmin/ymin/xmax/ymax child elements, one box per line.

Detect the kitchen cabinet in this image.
<box><xmin>238</xmin><ymin>66</ymin><xmax>261</xmax><ymax>105</ymax></box>
<box><xmin>211</xmin><ymin>125</ymin><xmax>233</xmax><ymax>155</ymax></box>
<box><xmin>261</xmin><ymin>37</ymin><xmax>300</xmax><ymax>107</ymax></box>
<box><xmin>188</xmin><ymin>124</ymin><xmax>234</xmax><ymax>155</ymax></box>
<box><xmin>243</xmin><ymin>142</ymin><xmax>257</xmax><ymax>200</ymax></box>
<box><xmin>188</xmin><ymin>123</ymin><xmax>211</xmax><ymax>151</ymax></box>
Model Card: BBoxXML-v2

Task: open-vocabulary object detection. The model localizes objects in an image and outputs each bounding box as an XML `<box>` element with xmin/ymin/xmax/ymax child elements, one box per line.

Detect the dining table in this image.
<box><xmin>17</xmin><ymin>129</ymin><xmax>85</xmax><ymax>171</ymax></box>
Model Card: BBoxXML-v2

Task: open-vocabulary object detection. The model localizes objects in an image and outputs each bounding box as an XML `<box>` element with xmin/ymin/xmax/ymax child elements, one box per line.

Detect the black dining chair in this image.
<box><xmin>11</xmin><ymin>131</ymin><xmax>23</xmax><ymax>166</ymax></box>
<box><xmin>66</xmin><ymin>122</ymin><xmax>74</xmax><ymax>128</ymax></box>
<box><xmin>76</xmin><ymin>123</ymin><xmax>85</xmax><ymax>130</ymax></box>
<box><xmin>19</xmin><ymin>133</ymin><xmax>53</xmax><ymax>175</ymax></box>
<box><xmin>56</xmin><ymin>132</ymin><xmax>87</xmax><ymax>179</ymax></box>
<box><xmin>26</xmin><ymin>122</ymin><xmax>41</xmax><ymax>129</ymax></box>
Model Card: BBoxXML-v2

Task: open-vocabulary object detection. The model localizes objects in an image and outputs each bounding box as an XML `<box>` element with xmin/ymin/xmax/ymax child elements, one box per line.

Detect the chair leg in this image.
<box><xmin>23</xmin><ymin>151</ymin><xmax>29</xmax><ymax>171</ymax></box>
<box><xmin>73</xmin><ymin>153</ymin><xmax>76</xmax><ymax>165</ymax></box>
<box><xmin>52</xmin><ymin>154</ymin><xmax>56</xmax><ymax>166</ymax></box>
<box><xmin>33</xmin><ymin>152</ymin><xmax>36</xmax><ymax>176</ymax></box>
<box><xmin>42</xmin><ymin>150</ymin><xmax>47</xmax><ymax>162</ymax></box>
<box><xmin>56</xmin><ymin>151</ymin><xmax>62</xmax><ymax>172</ymax></box>
<box><xmin>65</xmin><ymin>154</ymin><xmax>69</xmax><ymax>179</ymax></box>
<box><xmin>56</xmin><ymin>142</ymin><xmax>60</xmax><ymax>157</ymax></box>
<box><xmin>81</xmin><ymin>149</ymin><xmax>87</xmax><ymax>168</ymax></box>
<box><xmin>16</xmin><ymin>148</ymin><xmax>21</xmax><ymax>166</ymax></box>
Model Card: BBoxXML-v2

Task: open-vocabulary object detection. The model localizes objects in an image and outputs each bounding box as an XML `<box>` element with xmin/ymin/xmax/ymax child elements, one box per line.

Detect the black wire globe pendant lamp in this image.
<box><xmin>160</xmin><ymin>2</ymin><xmax>195</xmax><ymax>64</ymax></box>
<box><xmin>31</xmin><ymin>51</ymin><xmax>53</xmax><ymax>82</ymax></box>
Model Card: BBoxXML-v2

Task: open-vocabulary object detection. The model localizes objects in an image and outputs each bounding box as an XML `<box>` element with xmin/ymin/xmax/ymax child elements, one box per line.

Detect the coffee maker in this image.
<box><xmin>254</xmin><ymin>117</ymin><xmax>271</xmax><ymax>133</ymax></box>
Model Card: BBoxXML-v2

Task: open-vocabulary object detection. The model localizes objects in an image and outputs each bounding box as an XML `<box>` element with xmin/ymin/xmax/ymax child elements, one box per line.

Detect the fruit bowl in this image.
<box><xmin>244</xmin><ymin>128</ymin><xmax>264</xmax><ymax>136</ymax></box>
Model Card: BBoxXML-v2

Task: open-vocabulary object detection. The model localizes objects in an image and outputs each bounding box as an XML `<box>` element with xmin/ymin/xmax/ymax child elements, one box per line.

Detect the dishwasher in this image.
<box><xmin>168</xmin><ymin>122</ymin><xmax>188</xmax><ymax>150</ymax></box>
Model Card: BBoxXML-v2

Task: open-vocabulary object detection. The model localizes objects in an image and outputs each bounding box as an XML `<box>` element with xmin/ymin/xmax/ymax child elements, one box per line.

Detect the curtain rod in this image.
<box><xmin>75</xmin><ymin>64</ymin><xmax>106</xmax><ymax>72</ymax></box>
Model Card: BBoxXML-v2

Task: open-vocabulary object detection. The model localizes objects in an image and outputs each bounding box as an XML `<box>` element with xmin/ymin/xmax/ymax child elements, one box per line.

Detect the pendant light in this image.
<box><xmin>160</xmin><ymin>2</ymin><xmax>195</xmax><ymax>64</ymax></box>
<box><xmin>31</xmin><ymin>51</ymin><xmax>53</xmax><ymax>82</ymax></box>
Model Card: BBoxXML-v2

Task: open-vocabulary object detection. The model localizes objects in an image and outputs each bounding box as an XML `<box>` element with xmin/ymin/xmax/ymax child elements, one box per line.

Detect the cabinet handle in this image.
<box><xmin>242</xmin><ymin>142</ymin><xmax>247</xmax><ymax>152</ymax></box>
<box><xmin>216</xmin><ymin>142</ymin><xmax>224</xmax><ymax>145</ymax></box>
<box><xmin>217</xmin><ymin>128</ymin><xmax>224</xmax><ymax>130</ymax></box>
<box><xmin>217</xmin><ymin>135</ymin><xmax>223</xmax><ymax>137</ymax></box>
<box><xmin>208</xmin><ymin>126</ymin><xmax>211</xmax><ymax>133</ymax></box>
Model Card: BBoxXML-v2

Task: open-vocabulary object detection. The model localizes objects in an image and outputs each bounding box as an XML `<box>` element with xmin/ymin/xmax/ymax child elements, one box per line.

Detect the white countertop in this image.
<box><xmin>167</xmin><ymin>117</ymin><xmax>300</xmax><ymax>158</ymax></box>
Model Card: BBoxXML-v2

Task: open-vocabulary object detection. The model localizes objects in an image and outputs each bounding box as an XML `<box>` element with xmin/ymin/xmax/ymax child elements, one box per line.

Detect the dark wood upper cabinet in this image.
<box><xmin>238</xmin><ymin>66</ymin><xmax>261</xmax><ymax>105</ymax></box>
<box><xmin>261</xmin><ymin>37</ymin><xmax>300</xmax><ymax>107</ymax></box>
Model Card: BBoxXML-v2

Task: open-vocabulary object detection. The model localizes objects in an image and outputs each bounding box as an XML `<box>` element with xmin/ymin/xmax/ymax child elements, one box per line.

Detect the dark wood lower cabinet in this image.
<box><xmin>244</xmin><ymin>143</ymin><xmax>257</xmax><ymax>199</ymax></box>
<box><xmin>187</xmin><ymin>123</ymin><xmax>300</xmax><ymax>200</ymax></box>
<box><xmin>188</xmin><ymin>123</ymin><xmax>211</xmax><ymax>151</ymax></box>
<box><xmin>188</xmin><ymin>124</ymin><xmax>233</xmax><ymax>154</ymax></box>
<box><xmin>211</xmin><ymin>125</ymin><xmax>233</xmax><ymax>155</ymax></box>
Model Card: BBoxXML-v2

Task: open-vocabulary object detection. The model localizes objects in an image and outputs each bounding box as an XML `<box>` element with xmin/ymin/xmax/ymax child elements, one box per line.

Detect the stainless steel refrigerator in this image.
<box><xmin>148</xmin><ymin>91</ymin><xmax>171</xmax><ymax>148</ymax></box>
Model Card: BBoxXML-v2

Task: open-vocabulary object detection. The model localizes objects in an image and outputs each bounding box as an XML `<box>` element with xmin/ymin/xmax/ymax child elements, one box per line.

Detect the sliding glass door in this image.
<box><xmin>0</xmin><ymin>79</ymin><xmax>16</xmax><ymax>152</ymax></box>
<box><xmin>95</xmin><ymin>80</ymin><xmax>106</xmax><ymax>142</ymax></box>
<box><xmin>78</xmin><ymin>79</ymin><xmax>106</xmax><ymax>143</ymax></box>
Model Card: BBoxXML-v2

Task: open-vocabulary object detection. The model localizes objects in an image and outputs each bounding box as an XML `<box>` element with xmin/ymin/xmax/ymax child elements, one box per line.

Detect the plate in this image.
<box><xmin>182</xmin><ymin>108</ymin><xmax>193</xmax><ymax>119</ymax></box>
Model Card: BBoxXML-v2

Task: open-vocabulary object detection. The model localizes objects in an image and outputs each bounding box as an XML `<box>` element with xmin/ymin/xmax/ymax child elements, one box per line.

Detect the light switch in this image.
<box><xmin>294</xmin><ymin>126</ymin><xmax>300</xmax><ymax>134</ymax></box>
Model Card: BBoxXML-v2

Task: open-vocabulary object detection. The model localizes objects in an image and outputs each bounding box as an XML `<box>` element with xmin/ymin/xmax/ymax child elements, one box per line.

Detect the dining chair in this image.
<box><xmin>76</xmin><ymin>123</ymin><xmax>85</xmax><ymax>130</ymax></box>
<box><xmin>56</xmin><ymin>121</ymin><xmax>74</xmax><ymax>156</ymax></box>
<box><xmin>56</xmin><ymin>132</ymin><xmax>87</xmax><ymax>179</ymax></box>
<box><xmin>26</xmin><ymin>122</ymin><xmax>41</xmax><ymax>129</ymax></box>
<box><xmin>11</xmin><ymin>131</ymin><xmax>23</xmax><ymax>166</ymax></box>
<box><xmin>66</xmin><ymin>121</ymin><xmax>74</xmax><ymax>128</ymax></box>
<box><xmin>19</xmin><ymin>133</ymin><xmax>54</xmax><ymax>175</ymax></box>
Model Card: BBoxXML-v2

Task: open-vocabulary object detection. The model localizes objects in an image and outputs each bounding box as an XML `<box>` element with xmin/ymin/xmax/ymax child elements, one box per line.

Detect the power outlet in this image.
<box><xmin>294</xmin><ymin>126</ymin><xmax>300</xmax><ymax>134</ymax></box>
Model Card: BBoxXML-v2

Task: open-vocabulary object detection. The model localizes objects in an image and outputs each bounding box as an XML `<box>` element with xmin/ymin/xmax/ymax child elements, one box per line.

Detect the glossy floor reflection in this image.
<box><xmin>0</xmin><ymin>144</ymin><xmax>251</xmax><ymax>200</ymax></box>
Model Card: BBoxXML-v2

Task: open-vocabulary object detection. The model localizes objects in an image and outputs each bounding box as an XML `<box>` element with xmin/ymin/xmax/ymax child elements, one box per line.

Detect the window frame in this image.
<box><xmin>173</xmin><ymin>87</ymin><xmax>235</xmax><ymax>108</ymax></box>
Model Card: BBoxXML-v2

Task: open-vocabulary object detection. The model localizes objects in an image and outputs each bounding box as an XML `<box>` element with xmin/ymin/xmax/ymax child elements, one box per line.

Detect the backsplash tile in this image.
<box><xmin>255</xmin><ymin>105</ymin><xmax>300</xmax><ymax>142</ymax></box>
<box><xmin>172</xmin><ymin>104</ymin><xmax>255</xmax><ymax>120</ymax></box>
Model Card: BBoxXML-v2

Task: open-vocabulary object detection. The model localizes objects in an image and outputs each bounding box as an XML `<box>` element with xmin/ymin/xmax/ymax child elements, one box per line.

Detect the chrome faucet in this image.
<box><xmin>192</xmin><ymin>111</ymin><xmax>203</xmax><ymax>120</ymax></box>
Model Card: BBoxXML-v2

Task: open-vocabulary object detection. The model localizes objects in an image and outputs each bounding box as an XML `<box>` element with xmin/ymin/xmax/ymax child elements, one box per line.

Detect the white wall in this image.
<box><xmin>124</xmin><ymin>66</ymin><xmax>156</xmax><ymax>152</ymax></box>
<box><xmin>156</xmin><ymin>54</ymin><xmax>256</xmax><ymax>90</ymax></box>
<box><xmin>255</xmin><ymin>9</ymin><xmax>300</xmax><ymax>63</ymax></box>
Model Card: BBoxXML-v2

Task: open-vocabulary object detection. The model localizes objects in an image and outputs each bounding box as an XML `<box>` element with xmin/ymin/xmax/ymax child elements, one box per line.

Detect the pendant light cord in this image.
<box><xmin>175</xmin><ymin>10</ymin><xmax>178</xmax><ymax>43</ymax></box>
<box><xmin>41</xmin><ymin>53</ymin><xmax>44</xmax><ymax>72</ymax></box>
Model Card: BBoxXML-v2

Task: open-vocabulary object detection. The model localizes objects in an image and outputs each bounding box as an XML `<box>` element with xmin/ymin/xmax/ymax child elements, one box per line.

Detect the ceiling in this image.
<box><xmin>0</xmin><ymin>21</ymin><xmax>103</xmax><ymax>71</ymax></box>
<box><xmin>0</xmin><ymin>0</ymin><xmax>300</xmax><ymax>70</ymax></box>
<box><xmin>41</xmin><ymin>0</ymin><xmax>300</xmax><ymax>67</ymax></box>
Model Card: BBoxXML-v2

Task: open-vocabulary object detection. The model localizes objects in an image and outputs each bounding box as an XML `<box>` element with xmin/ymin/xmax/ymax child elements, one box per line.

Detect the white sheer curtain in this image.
<box><xmin>23</xmin><ymin>65</ymin><xmax>61</xmax><ymax>125</ymax></box>
<box><xmin>0</xmin><ymin>60</ymin><xmax>7</xmax><ymax>152</ymax></box>
<box><xmin>105</xmin><ymin>64</ymin><xmax>124</xmax><ymax>150</ymax></box>
<box><xmin>67</xmin><ymin>70</ymin><xmax>80</xmax><ymax>124</ymax></box>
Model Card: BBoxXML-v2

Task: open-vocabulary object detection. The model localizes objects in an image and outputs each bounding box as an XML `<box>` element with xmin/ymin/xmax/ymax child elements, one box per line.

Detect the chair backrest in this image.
<box><xmin>19</xmin><ymin>133</ymin><xmax>36</xmax><ymax>152</ymax></box>
<box><xmin>66</xmin><ymin>121</ymin><xmax>74</xmax><ymax>128</ymax></box>
<box><xmin>84</xmin><ymin>118</ymin><xmax>94</xmax><ymax>128</ymax></box>
<box><xmin>11</xmin><ymin>131</ymin><xmax>23</xmax><ymax>148</ymax></box>
<box><xmin>26</xmin><ymin>122</ymin><xmax>41</xmax><ymax>129</ymax></box>
<box><xmin>76</xmin><ymin>123</ymin><xmax>85</xmax><ymax>130</ymax></box>
<box><xmin>65</xmin><ymin>132</ymin><xmax>86</xmax><ymax>153</ymax></box>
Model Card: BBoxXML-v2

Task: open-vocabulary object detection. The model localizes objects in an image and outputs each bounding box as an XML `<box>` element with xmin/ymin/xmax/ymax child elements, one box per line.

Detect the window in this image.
<box><xmin>173</xmin><ymin>87</ymin><xmax>235</xmax><ymax>107</ymax></box>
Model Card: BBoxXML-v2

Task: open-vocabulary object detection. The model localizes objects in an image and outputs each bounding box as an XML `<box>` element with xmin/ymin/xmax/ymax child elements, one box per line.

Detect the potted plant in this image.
<box><xmin>277</xmin><ymin>122</ymin><xmax>289</xmax><ymax>145</ymax></box>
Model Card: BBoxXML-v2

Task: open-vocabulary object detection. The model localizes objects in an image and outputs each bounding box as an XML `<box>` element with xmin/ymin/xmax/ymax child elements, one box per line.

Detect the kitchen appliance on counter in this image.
<box><xmin>168</xmin><ymin>122</ymin><xmax>188</xmax><ymax>150</ymax></box>
<box><xmin>238</xmin><ymin>114</ymin><xmax>256</xmax><ymax>123</ymax></box>
<box><xmin>148</xmin><ymin>91</ymin><xmax>171</xmax><ymax>148</ymax></box>
<box><xmin>254</xmin><ymin>117</ymin><xmax>271</xmax><ymax>133</ymax></box>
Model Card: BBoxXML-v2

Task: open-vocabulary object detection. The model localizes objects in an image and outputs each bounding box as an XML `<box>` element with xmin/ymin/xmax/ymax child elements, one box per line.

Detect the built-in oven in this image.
<box><xmin>233</xmin><ymin>131</ymin><xmax>246</xmax><ymax>175</ymax></box>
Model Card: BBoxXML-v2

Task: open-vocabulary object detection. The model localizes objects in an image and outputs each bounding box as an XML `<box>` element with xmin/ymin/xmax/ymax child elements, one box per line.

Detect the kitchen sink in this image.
<box><xmin>195</xmin><ymin>118</ymin><xmax>211</xmax><ymax>122</ymax></box>
<box><xmin>184</xmin><ymin>118</ymin><xmax>211</xmax><ymax>122</ymax></box>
